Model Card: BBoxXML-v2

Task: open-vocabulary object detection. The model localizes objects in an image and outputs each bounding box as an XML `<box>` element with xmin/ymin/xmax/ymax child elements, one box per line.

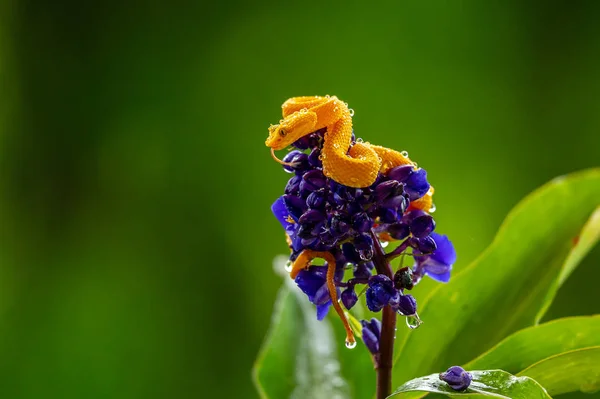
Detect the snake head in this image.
<box><xmin>265</xmin><ymin>110</ymin><xmax>317</xmax><ymax>150</ymax></box>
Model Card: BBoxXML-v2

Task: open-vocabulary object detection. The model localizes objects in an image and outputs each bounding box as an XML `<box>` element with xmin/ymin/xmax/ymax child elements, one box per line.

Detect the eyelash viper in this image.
<box><xmin>265</xmin><ymin>95</ymin><xmax>435</xmax><ymax>346</ymax></box>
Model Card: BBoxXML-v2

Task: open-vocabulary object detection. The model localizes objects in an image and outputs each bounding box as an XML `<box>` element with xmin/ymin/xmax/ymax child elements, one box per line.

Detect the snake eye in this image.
<box><xmin>279</xmin><ymin>129</ymin><xmax>286</xmax><ymax>137</ymax></box>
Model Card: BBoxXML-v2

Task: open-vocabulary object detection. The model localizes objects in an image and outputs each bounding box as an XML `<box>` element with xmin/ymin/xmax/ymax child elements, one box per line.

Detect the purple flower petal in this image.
<box><xmin>316</xmin><ymin>301</ymin><xmax>332</xmax><ymax>320</ymax></box>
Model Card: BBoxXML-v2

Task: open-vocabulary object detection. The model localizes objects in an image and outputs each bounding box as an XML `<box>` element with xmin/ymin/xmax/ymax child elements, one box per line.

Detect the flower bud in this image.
<box><xmin>405</xmin><ymin>168</ymin><xmax>430</xmax><ymax>201</ymax></box>
<box><xmin>282</xmin><ymin>151</ymin><xmax>310</xmax><ymax>174</ymax></box>
<box><xmin>410</xmin><ymin>213</ymin><xmax>436</xmax><ymax>238</ymax></box>
<box><xmin>306</xmin><ymin>189</ymin><xmax>326</xmax><ymax>209</ymax></box>
<box><xmin>341</xmin><ymin>287</ymin><xmax>358</xmax><ymax>310</ymax></box>
<box><xmin>388</xmin><ymin>222</ymin><xmax>410</xmax><ymax>240</ymax></box>
<box><xmin>366</xmin><ymin>275</ymin><xmax>400</xmax><ymax>312</ymax></box>
<box><xmin>394</xmin><ymin>267</ymin><xmax>414</xmax><ymax>290</ymax></box>
<box><xmin>308</xmin><ymin>147</ymin><xmax>322</xmax><ymax>168</ymax></box>
<box><xmin>282</xmin><ymin>194</ymin><xmax>307</xmax><ymax>221</ymax></box>
<box><xmin>361</xmin><ymin>318</ymin><xmax>382</xmax><ymax>354</ymax></box>
<box><xmin>396</xmin><ymin>294</ymin><xmax>417</xmax><ymax>316</ymax></box>
<box><xmin>439</xmin><ymin>366</ymin><xmax>472</xmax><ymax>391</ymax></box>
<box><xmin>352</xmin><ymin>212</ymin><xmax>373</xmax><ymax>233</ymax></box>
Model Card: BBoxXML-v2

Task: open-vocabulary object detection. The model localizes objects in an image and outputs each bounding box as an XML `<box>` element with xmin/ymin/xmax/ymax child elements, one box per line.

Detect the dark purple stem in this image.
<box><xmin>370</xmin><ymin>230</ymin><xmax>397</xmax><ymax>399</ymax></box>
<box><xmin>385</xmin><ymin>239</ymin><xmax>410</xmax><ymax>261</ymax></box>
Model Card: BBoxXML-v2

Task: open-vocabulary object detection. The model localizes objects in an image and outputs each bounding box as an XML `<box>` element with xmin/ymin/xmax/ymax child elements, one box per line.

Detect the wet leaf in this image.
<box><xmin>465</xmin><ymin>315</ymin><xmax>600</xmax><ymax>373</ymax></box>
<box><xmin>517</xmin><ymin>347</ymin><xmax>600</xmax><ymax>396</ymax></box>
<box><xmin>389</xmin><ymin>370</ymin><xmax>551</xmax><ymax>398</ymax></box>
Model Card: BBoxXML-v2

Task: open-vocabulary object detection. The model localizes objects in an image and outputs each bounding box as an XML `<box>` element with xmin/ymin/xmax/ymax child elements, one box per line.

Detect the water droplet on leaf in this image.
<box><xmin>406</xmin><ymin>314</ymin><xmax>423</xmax><ymax>329</ymax></box>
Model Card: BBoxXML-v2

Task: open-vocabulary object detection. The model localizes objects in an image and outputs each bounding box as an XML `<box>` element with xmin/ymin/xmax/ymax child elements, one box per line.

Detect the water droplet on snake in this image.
<box><xmin>334</xmin><ymin>107</ymin><xmax>339</xmax><ymax>112</ymax></box>
<box><xmin>356</xmin><ymin>138</ymin><xmax>364</xmax><ymax>143</ymax></box>
<box><xmin>325</xmin><ymin>94</ymin><xmax>331</xmax><ymax>98</ymax></box>
<box><xmin>333</xmin><ymin>143</ymin><xmax>340</xmax><ymax>149</ymax></box>
<box><xmin>349</xmin><ymin>108</ymin><xmax>355</xmax><ymax>116</ymax></box>
<box><xmin>345</xmin><ymin>340</ymin><xmax>357</xmax><ymax>349</ymax></box>
<box><xmin>401</xmin><ymin>151</ymin><xmax>409</xmax><ymax>158</ymax></box>
<box><xmin>284</xmin><ymin>260</ymin><xmax>293</xmax><ymax>272</ymax></box>
<box><xmin>429</xmin><ymin>203</ymin><xmax>437</xmax><ymax>213</ymax></box>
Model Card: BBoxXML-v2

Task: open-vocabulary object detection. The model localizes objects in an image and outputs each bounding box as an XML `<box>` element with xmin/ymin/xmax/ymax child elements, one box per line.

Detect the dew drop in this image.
<box><xmin>279</xmin><ymin>119</ymin><xmax>284</xmax><ymax>124</ymax></box>
<box><xmin>380</xmin><ymin>241</ymin><xmax>389</xmax><ymax>248</ymax></box>
<box><xmin>333</xmin><ymin>143</ymin><xmax>340</xmax><ymax>149</ymax></box>
<box><xmin>406</xmin><ymin>314</ymin><xmax>423</xmax><ymax>329</ymax></box>
<box><xmin>349</xmin><ymin>108</ymin><xmax>355</xmax><ymax>116</ymax></box>
<box><xmin>429</xmin><ymin>203</ymin><xmax>437</xmax><ymax>213</ymax></box>
<box><xmin>325</xmin><ymin>94</ymin><xmax>331</xmax><ymax>98</ymax></box>
<box><xmin>345</xmin><ymin>340</ymin><xmax>357</xmax><ymax>349</ymax></box>
<box><xmin>344</xmin><ymin>102</ymin><xmax>348</xmax><ymax>107</ymax></box>
<box><xmin>401</xmin><ymin>151</ymin><xmax>409</xmax><ymax>158</ymax></box>
<box><xmin>359</xmin><ymin>249</ymin><xmax>373</xmax><ymax>261</ymax></box>
<box><xmin>285</xmin><ymin>260</ymin><xmax>293</xmax><ymax>272</ymax></box>
<box><xmin>356</xmin><ymin>138</ymin><xmax>364</xmax><ymax>143</ymax></box>
<box><xmin>334</xmin><ymin>107</ymin><xmax>339</xmax><ymax>112</ymax></box>
<box><xmin>412</xmin><ymin>162</ymin><xmax>418</xmax><ymax>168</ymax></box>
<box><xmin>300</xmin><ymin>108</ymin><xmax>308</xmax><ymax>113</ymax></box>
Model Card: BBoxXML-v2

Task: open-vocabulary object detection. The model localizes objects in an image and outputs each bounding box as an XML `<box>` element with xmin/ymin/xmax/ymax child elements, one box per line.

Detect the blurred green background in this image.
<box><xmin>1</xmin><ymin>1</ymin><xmax>599</xmax><ymax>398</ymax></box>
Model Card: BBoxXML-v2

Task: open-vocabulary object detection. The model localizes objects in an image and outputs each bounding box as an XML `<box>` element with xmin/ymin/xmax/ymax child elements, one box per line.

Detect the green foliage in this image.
<box><xmin>393</xmin><ymin>170</ymin><xmax>600</xmax><ymax>383</ymax></box>
<box><xmin>389</xmin><ymin>370</ymin><xmax>551</xmax><ymax>399</ymax></box>
<box><xmin>465</xmin><ymin>316</ymin><xmax>600</xmax><ymax>373</ymax></box>
<box><xmin>254</xmin><ymin>169</ymin><xmax>600</xmax><ymax>398</ymax></box>
<box><xmin>518</xmin><ymin>347</ymin><xmax>600</xmax><ymax>396</ymax></box>
<box><xmin>253</xmin><ymin>262</ymin><xmax>351</xmax><ymax>399</ymax></box>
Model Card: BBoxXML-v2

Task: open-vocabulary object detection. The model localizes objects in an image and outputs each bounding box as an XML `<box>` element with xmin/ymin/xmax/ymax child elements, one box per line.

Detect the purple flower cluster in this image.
<box><xmin>271</xmin><ymin>129</ymin><xmax>456</xmax><ymax>354</ymax></box>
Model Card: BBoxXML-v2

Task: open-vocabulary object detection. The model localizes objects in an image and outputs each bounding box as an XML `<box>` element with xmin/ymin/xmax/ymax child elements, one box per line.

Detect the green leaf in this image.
<box><xmin>465</xmin><ymin>315</ymin><xmax>600</xmax><ymax>373</ymax></box>
<box><xmin>252</xmin><ymin>258</ymin><xmax>350</xmax><ymax>399</ymax></box>
<box><xmin>517</xmin><ymin>347</ymin><xmax>600</xmax><ymax>396</ymax></box>
<box><xmin>389</xmin><ymin>370</ymin><xmax>551</xmax><ymax>398</ymax></box>
<box><xmin>393</xmin><ymin>169</ymin><xmax>600</xmax><ymax>385</ymax></box>
<box><xmin>536</xmin><ymin>206</ymin><xmax>600</xmax><ymax>322</ymax></box>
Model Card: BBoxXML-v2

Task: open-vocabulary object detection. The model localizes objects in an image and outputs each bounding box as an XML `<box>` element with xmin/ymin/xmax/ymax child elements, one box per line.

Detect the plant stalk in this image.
<box><xmin>370</xmin><ymin>231</ymin><xmax>397</xmax><ymax>399</ymax></box>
